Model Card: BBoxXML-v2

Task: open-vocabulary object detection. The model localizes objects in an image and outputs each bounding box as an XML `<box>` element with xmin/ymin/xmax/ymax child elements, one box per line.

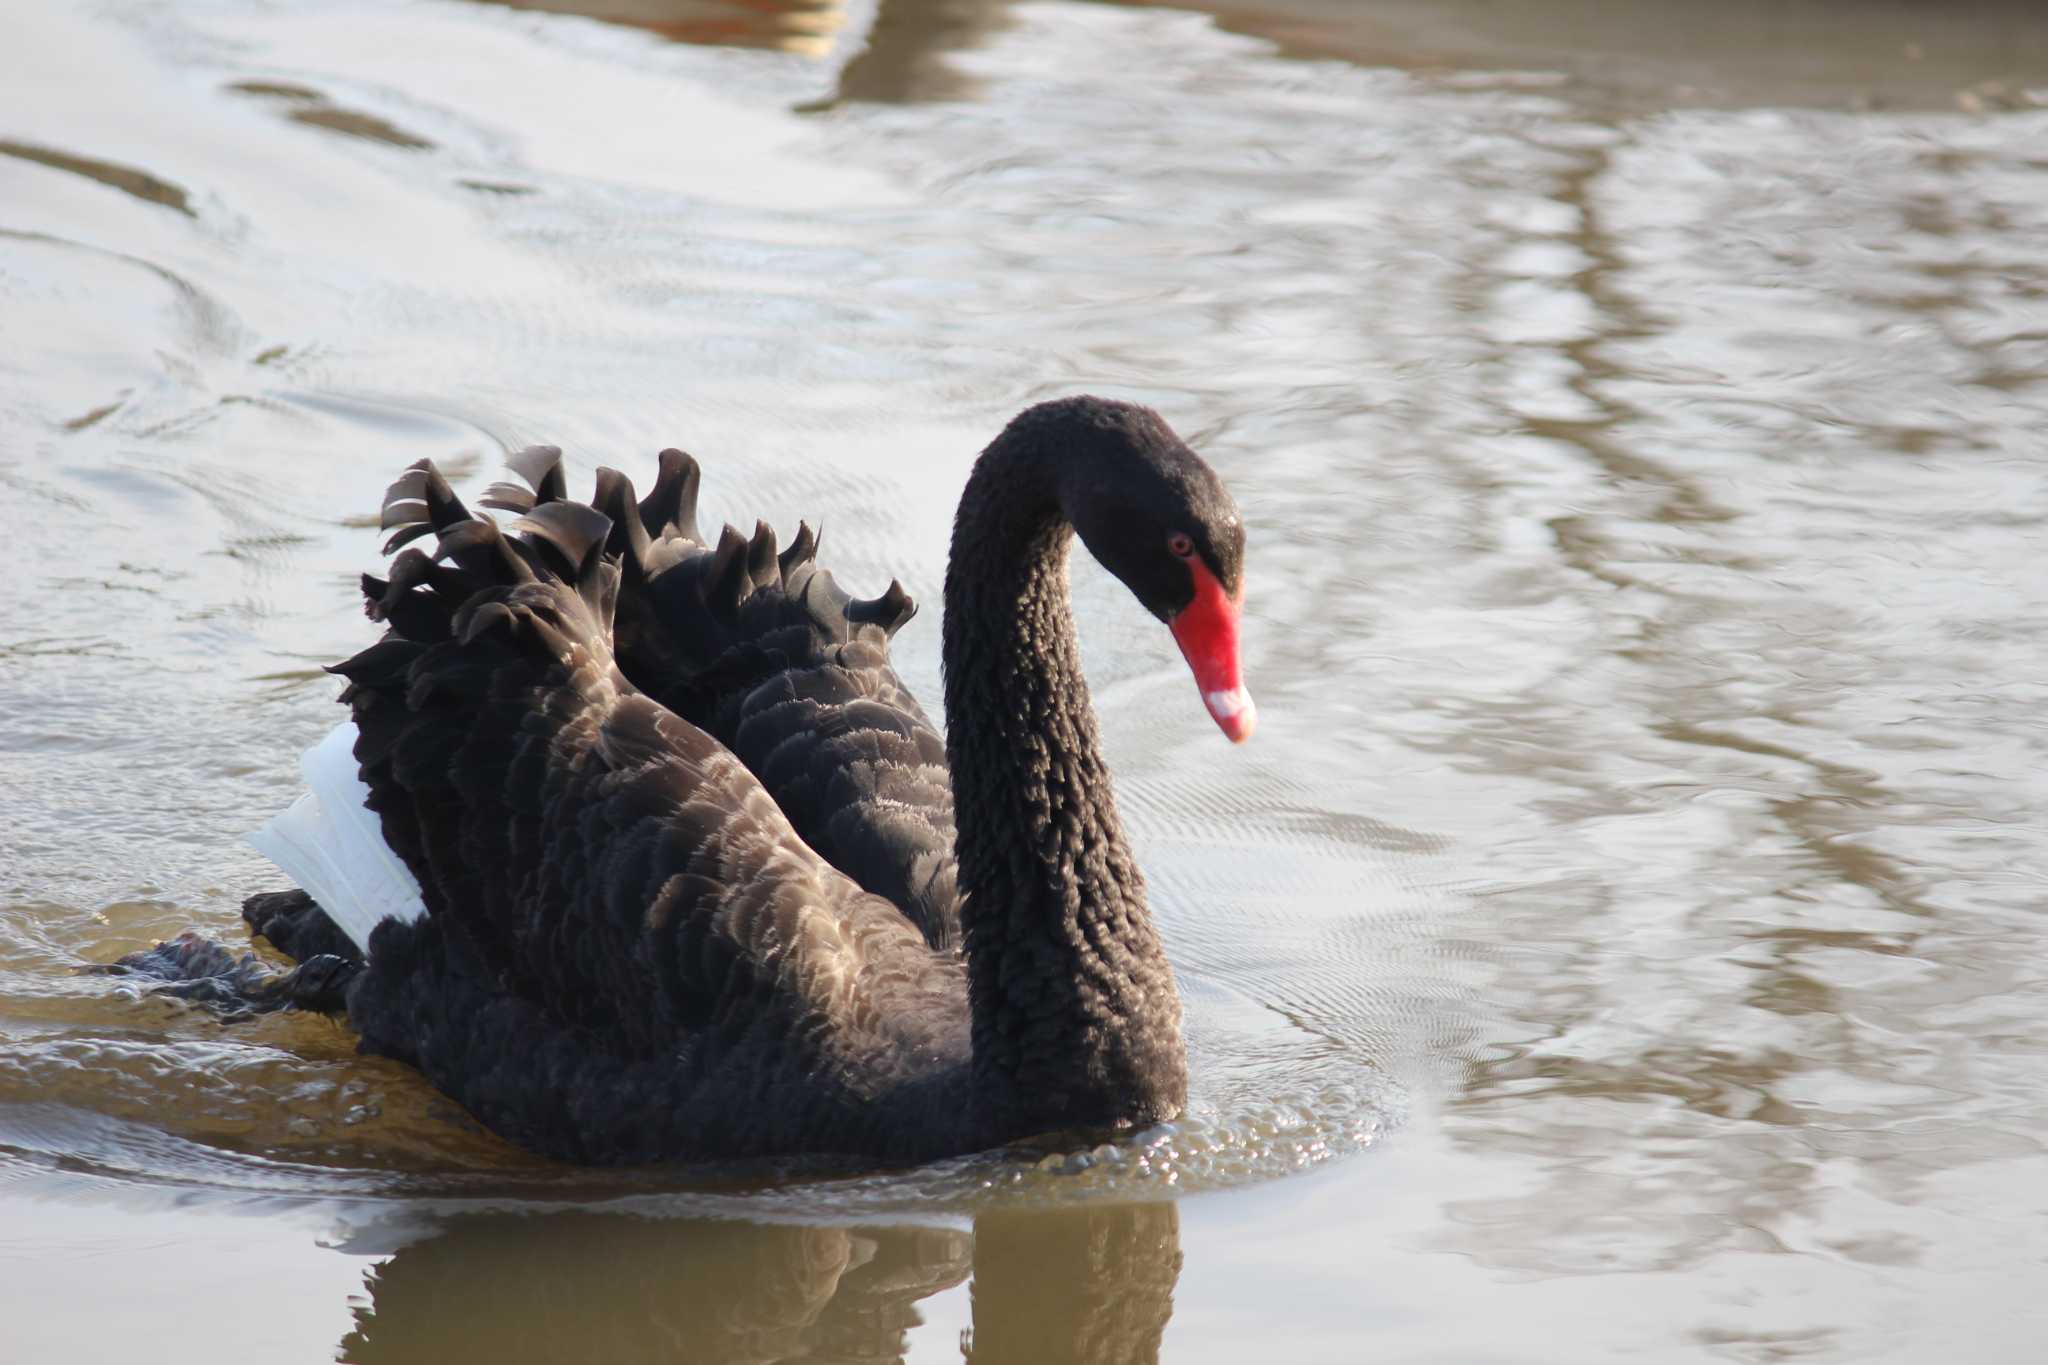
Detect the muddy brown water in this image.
<box><xmin>2</xmin><ymin>1</ymin><xmax>2045</xmax><ymax>1360</ymax></box>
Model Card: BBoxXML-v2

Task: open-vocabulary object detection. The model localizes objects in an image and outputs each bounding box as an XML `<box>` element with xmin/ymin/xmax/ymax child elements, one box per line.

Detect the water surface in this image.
<box><xmin>2</xmin><ymin>0</ymin><xmax>2045</xmax><ymax>1359</ymax></box>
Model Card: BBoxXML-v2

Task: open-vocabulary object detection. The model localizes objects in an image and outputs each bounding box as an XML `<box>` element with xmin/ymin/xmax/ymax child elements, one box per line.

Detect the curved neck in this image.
<box><xmin>942</xmin><ymin>429</ymin><xmax>1186</xmax><ymax>1140</ymax></box>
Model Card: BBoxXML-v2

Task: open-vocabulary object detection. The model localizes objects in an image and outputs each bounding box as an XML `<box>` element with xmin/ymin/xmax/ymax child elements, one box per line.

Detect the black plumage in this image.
<box><xmin>543</xmin><ymin>446</ymin><xmax>964</xmax><ymax>950</ymax></box>
<box><xmin>229</xmin><ymin>396</ymin><xmax>1246</xmax><ymax>1164</ymax></box>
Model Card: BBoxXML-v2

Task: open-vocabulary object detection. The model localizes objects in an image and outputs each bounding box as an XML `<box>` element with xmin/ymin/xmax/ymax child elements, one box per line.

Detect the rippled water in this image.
<box><xmin>3</xmin><ymin>0</ymin><xmax>2045</xmax><ymax>1359</ymax></box>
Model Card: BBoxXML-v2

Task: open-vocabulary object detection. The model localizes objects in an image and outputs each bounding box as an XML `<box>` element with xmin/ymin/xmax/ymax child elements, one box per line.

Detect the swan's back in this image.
<box><xmin>340</xmin><ymin>467</ymin><xmax>970</xmax><ymax>1164</ymax></box>
<box><xmin>387</xmin><ymin>447</ymin><xmax>964</xmax><ymax>950</ymax></box>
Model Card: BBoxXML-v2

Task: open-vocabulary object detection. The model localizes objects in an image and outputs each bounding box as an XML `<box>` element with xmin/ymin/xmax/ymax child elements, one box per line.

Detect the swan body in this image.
<box><xmin>237</xmin><ymin>396</ymin><xmax>1250</xmax><ymax>1164</ymax></box>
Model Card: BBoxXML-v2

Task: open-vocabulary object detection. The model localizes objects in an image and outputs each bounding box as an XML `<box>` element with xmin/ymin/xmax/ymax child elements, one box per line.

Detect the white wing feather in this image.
<box><xmin>246</xmin><ymin>721</ymin><xmax>427</xmax><ymax>954</ymax></box>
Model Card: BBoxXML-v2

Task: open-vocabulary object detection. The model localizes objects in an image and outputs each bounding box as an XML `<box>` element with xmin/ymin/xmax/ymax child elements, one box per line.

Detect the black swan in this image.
<box><xmin>219</xmin><ymin>396</ymin><xmax>1253</xmax><ymax>1164</ymax></box>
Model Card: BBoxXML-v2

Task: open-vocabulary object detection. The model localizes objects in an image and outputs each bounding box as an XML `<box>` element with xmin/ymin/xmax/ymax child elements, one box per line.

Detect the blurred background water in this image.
<box><xmin>2</xmin><ymin>0</ymin><xmax>2045</xmax><ymax>1359</ymax></box>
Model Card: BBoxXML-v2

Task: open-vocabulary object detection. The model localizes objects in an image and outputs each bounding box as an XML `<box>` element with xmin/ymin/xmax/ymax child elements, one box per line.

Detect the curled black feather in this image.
<box><xmin>437</xmin><ymin>517</ymin><xmax>534</xmax><ymax>586</ymax></box>
<box><xmin>847</xmin><ymin>580</ymin><xmax>918</xmax><ymax>637</ymax></box>
<box><xmin>640</xmin><ymin>448</ymin><xmax>702</xmax><ymax>543</ymax></box>
<box><xmin>418</xmin><ymin>462</ymin><xmax>472</xmax><ymax>531</ymax></box>
<box><xmin>455</xmin><ymin>598</ymin><xmax>518</xmax><ymax>644</ymax></box>
<box><xmin>592</xmin><ymin>467</ymin><xmax>653</xmax><ymax>571</ymax></box>
<box><xmin>379</xmin><ymin>498</ymin><xmax>429</xmax><ymax>530</ymax></box>
<box><xmin>746</xmin><ymin>520</ymin><xmax>778</xmax><ymax>589</ymax></box>
<box><xmin>382</xmin><ymin>468</ymin><xmax>428</xmax><ymax>507</ymax></box>
<box><xmin>701</xmin><ymin>523</ymin><xmax>752</xmax><ymax>617</ymax></box>
<box><xmin>510</xmin><ymin>501</ymin><xmax>614</xmax><ymax>581</ymax></box>
<box><xmin>778</xmin><ymin>521</ymin><xmax>818</xmax><ymax>577</ymax></box>
<box><xmin>478</xmin><ymin>481</ymin><xmax>537</xmax><ymax>515</ymax></box>
<box><xmin>382</xmin><ymin>522</ymin><xmax>438</xmax><ymax>555</ymax></box>
<box><xmin>508</xmin><ymin>444</ymin><xmax>568</xmax><ymax>504</ymax></box>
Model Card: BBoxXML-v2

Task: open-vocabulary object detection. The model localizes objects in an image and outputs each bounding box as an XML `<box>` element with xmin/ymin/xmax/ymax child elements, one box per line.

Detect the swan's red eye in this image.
<box><xmin>1168</xmin><ymin>533</ymin><xmax>1195</xmax><ymax>558</ymax></box>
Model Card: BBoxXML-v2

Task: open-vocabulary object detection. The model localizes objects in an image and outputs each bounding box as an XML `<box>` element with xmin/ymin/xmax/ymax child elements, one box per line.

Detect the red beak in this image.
<box><xmin>1167</xmin><ymin>557</ymin><xmax>1256</xmax><ymax>743</ymax></box>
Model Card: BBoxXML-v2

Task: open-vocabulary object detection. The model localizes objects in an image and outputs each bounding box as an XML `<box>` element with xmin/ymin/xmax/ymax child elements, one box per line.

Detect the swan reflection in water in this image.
<box><xmin>339</xmin><ymin>1200</ymin><xmax>1181</xmax><ymax>1364</ymax></box>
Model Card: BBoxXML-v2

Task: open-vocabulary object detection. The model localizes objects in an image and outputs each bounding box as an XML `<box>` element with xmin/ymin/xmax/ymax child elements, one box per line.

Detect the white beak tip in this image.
<box><xmin>1204</xmin><ymin>688</ymin><xmax>1257</xmax><ymax>743</ymax></box>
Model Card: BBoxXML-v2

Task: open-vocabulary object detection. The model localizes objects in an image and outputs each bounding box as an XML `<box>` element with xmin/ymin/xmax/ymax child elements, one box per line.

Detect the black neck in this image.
<box><xmin>942</xmin><ymin>426</ymin><xmax>1187</xmax><ymax>1140</ymax></box>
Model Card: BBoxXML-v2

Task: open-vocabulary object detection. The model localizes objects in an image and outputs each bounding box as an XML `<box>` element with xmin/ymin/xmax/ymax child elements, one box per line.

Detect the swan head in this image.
<box><xmin>1033</xmin><ymin>397</ymin><xmax>1255</xmax><ymax>744</ymax></box>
